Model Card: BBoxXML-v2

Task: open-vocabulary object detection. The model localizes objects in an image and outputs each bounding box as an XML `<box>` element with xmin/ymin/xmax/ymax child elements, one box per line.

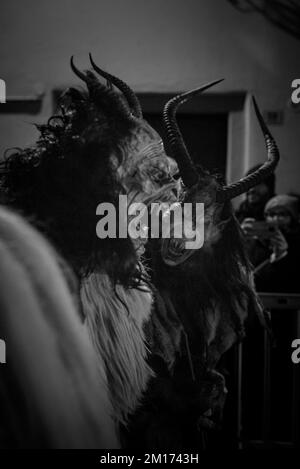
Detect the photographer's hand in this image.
<box><xmin>240</xmin><ymin>218</ymin><xmax>256</xmax><ymax>240</ymax></box>
<box><xmin>269</xmin><ymin>228</ymin><xmax>288</xmax><ymax>263</ymax></box>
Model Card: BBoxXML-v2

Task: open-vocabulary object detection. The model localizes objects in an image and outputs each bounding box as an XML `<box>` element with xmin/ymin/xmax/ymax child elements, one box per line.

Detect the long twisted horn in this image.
<box><xmin>163</xmin><ymin>79</ymin><xmax>224</xmax><ymax>188</ymax></box>
<box><xmin>216</xmin><ymin>96</ymin><xmax>279</xmax><ymax>202</ymax></box>
<box><xmin>70</xmin><ymin>56</ymin><xmax>133</xmax><ymax>120</ymax></box>
<box><xmin>89</xmin><ymin>53</ymin><xmax>143</xmax><ymax>119</ymax></box>
<box><xmin>70</xmin><ymin>56</ymin><xmax>90</xmax><ymax>83</ymax></box>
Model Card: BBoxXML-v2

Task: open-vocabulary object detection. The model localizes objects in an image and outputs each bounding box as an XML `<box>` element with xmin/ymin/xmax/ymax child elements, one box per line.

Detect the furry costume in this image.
<box><xmin>0</xmin><ymin>207</ymin><xmax>118</xmax><ymax>448</ymax></box>
<box><xmin>0</xmin><ymin>56</ymin><xmax>178</xmax><ymax>437</ymax></box>
<box><xmin>81</xmin><ymin>272</ymin><xmax>153</xmax><ymax>425</ymax></box>
<box><xmin>0</xmin><ymin>56</ymin><xmax>279</xmax><ymax>448</ymax></box>
<box><xmin>126</xmin><ymin>91</ymin><xmax>280</xmax><ymax>448</ymax></box>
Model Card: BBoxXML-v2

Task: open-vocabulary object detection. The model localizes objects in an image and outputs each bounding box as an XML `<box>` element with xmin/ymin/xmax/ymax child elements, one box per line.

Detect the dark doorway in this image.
<box><xmin>137</xmin><ymin>91</ymin><xmax>243</xmax><ymax>181</ymax></box>
<box><xmin>144</xmin><ymin>112</ymin><xmax>228</xmax><ymax>177</ymax></box>
<box><xmin>53</xmin><ymin>89</ymin><xmax>246</xmax><ymax>182</ymax></box>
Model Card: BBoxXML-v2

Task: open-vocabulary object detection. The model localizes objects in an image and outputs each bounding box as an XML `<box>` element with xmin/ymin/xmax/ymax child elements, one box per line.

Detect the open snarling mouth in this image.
<box><xmin>161</xmin><ymin>237</ymin><xmax>196</xmax><ymax>266</ymax></box>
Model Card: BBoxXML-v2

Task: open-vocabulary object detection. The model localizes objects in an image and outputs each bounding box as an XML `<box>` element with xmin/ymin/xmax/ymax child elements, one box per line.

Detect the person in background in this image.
<box><xmin>242</xmin><ymin>194</ymin><xmax>300</xmax><ymax>292</ymax></box>
<box><xmin>256</xmin><ymin>194</ymin><xmax>300</xmax><ymax>292</ymax></box>
<box><xmin>242</xmin><ymin>194</ymin><xmax>300</xmax><ymax>442</ymax></box>
<box><xmin>236</xmin><ymin>164</ymin><xmax>276</xmax><ymax>222</ymax></box>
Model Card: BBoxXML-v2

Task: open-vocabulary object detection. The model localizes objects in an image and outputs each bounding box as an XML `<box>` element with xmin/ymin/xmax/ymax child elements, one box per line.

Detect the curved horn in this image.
<box><xmin>216</xmin><ymin>96</ymin><xmax>279</xmax><ymax>202</ymax></box>
<box><xmin>70</xmin><ymin>56</ymin><xmax>133</xmax><ymax>121</ymax></box>
<box><xmin>163</xmin><ymin>79</ymin><xmax>224</xmax><ymax>188</ymax></box>
<box><xmin>89</xmin><ymin>53</ymin><xmax>143</xmax><ymax>118</ymax></box>
<box><xmin>70</xmin><ymin>56</ymin><xmax>89</xmax><ymax>83</ymax></box>
<box><xmin>3</xmin><ymin>147</ymin><xmax>22</xmax><ymax>159</ymax></box>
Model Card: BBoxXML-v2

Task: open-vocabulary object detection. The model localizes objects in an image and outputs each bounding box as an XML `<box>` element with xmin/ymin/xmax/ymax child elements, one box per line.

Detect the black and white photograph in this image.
<box><xmin>0</xmin><ymin>0</ymin><xmax>300</xmax><ymax>455</ymax></box>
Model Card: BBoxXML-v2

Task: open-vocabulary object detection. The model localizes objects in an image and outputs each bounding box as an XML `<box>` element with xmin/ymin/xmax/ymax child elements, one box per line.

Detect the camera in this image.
<box><xmin>250</xmin><ymin>221</ymin><xmax>276</xmax><ymax>240</ymax></box>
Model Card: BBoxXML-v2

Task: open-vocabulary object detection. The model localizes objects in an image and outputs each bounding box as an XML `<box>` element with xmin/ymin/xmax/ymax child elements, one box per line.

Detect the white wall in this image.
<box><xmin>1</xmin><ymin>0</ymin><xmax>300</xmax><ymax>193</ymax></box>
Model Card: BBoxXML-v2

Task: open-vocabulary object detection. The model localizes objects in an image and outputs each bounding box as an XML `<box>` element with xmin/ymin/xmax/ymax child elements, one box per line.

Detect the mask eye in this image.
<box><xmin>152</xmin><ymin>169</ymin><xmax>171</xmax><ymax>184</ymax></box>
<box><xmin>172</xmin><ymin>173</ymin><xmax>181</xmax><ymax>181</ymax></box>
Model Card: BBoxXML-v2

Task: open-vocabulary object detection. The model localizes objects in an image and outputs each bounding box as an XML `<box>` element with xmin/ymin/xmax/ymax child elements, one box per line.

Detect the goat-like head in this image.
<box><xmin>1</xmin><ymin>56</ymin><xmax>179</xmax><ymax>285</ymax></box>
<box><xmin>149</xmin><ymin>85</ymin><xmax>280</xmax><ymax>429</ymax></box>
<box><xmin>71</xmin><ymin>55</ymin><xmax>179</xmax><ymax>206</ymax></box>
<box><xmin>160</xmin><ymin>84</ymin><xmax>279</xmax><ymax>267</ymax></box>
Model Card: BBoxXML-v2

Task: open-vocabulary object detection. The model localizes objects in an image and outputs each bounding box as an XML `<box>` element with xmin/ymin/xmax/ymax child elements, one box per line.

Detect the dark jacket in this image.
<box><xmin>253</xmin><ymin>230</ymin><xmax>300</xmax><ymax>293</ymax></box>
<box><xmin>236</xmin><ymin>200</ymin><xmax>267</xmax><ymax>223</ymax></box>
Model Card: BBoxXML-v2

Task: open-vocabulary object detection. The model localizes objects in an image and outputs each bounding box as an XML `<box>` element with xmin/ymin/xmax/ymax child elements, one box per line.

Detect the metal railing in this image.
<box><xmin>236</xmin><ymin>293</ymin><xmax>300</xmax><ymax>448</ymax></box>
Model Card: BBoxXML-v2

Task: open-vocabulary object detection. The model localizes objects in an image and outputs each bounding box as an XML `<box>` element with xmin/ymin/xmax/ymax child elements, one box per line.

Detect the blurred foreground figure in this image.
<box><xmin>0</xmin><ymin>207</ymin><xmax>118</xmax><ymax>448</ymax></box>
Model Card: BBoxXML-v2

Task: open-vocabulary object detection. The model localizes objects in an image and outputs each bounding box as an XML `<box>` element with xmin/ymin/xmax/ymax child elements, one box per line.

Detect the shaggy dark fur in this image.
<box><xmin>125</xmin><ymin>176</ymin><xmax>263</xmax><ymax>449</ymax></box>
<box><xmin>0</xmin><ymin>74</ymin><xmax>144</xmax><ymax>288</ymax></box>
